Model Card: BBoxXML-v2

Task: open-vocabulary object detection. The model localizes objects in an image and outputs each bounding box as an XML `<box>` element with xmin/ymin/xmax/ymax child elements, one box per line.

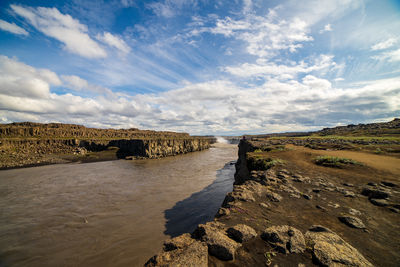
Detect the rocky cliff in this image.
<box><xmin>0</xmin><ymin>122</ymin><xmax>211</xmax><ymax>169</ymax></box>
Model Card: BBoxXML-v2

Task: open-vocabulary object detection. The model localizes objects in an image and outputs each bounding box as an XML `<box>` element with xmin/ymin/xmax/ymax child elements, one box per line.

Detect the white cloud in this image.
<box><xmin>224</xmin><ymin>54</ymin><xmax>337</xmax><ymax>79</ymax></box>
<box><xmin>242</xmin><ymin>0</ymin><xmax>252</xmax><ymax>14</ymax></box>
<box><xmin>373</xmin><ymin>48</ymin><xmax>400</xmax><ymax>62</ymax></box>
<box><xmin>61</xmin><ymin>75</ymin><xmax>113</xmax><ymax>94</ymax></box>
<box><xmin>210</xmin><ymin>17</ymin><xmax>251</xmax><ymax>37</ymax></box>
<box><xmin>96</xmin><ymin>32</ymin><xmax>131</xmax><ymax>54</ymax></box>
<box><xmin>192</xmin><ymin>8</ymin><xmax>313</xmax><ymax>58</ymax></box>
<box><xmin>61</xmin><ymin>75</ymin><xmax>88</xmax><ymax>90</ymax></box>
<box><xmin>0</xmin><ymin>19</ymin><xmax>29</xmax><ymax>35</ymax></box>
<box><xmin>0</xmin><ymin>55</ymin><xmax>60</xmax><ymax>99</ymax></box>
<box><xmin>148</xmin><ymin>2</ymin><xmax>175</xmax><ymax>18</ymax></box>
<box><xmin>11</xmin><ymin>5</ymin><xmax>107</xmax><ymax>59</ymax></box>
<box><xmin>319</xmin><ymin>24</ymin><xmax>332</xmax><ymax>34</ymax></box>
<box><xmin>371</xmin><ymin>38</ymin><xmax>397</xmax><ymax>51</ymax></box>
<box><xmin>302</xmin><ymin>75</ymin><xmax>332</xmax><ymax>90</ymax></box>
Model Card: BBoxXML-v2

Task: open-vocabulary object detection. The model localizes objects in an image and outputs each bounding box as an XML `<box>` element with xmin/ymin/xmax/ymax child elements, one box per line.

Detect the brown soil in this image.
<box><xmin>285</xmin><ymin>144</ymin><xmax>400</xmax><ymax>176</ymax></box>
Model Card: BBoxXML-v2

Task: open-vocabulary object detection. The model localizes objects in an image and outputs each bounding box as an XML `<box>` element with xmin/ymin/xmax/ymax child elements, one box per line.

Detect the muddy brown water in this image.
<box><xmin>0</xmin><ymin>143</ymin><xmax>237</xmax><ymax>267</ymax></box>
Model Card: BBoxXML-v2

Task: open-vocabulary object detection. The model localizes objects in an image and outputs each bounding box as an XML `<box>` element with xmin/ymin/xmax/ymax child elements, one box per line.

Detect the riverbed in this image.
<box><xmin>0</xmin><ymin>143</ymin><xmax>237</xmax><ymax>266</ymax></box>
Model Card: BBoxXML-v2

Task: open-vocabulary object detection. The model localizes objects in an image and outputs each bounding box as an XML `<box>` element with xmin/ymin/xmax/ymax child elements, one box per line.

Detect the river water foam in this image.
<box><xmin>0</xmin><ymin>143</ymin><xmax>237</xmax><ymax>266</ymax></box>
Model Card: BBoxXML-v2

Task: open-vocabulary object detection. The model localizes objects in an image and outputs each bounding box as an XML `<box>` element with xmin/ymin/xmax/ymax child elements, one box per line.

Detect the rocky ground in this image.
<box><xmin>146</xmin><ymin>137</ymin><xmax>400</xmax><ymax>266</ymax></box>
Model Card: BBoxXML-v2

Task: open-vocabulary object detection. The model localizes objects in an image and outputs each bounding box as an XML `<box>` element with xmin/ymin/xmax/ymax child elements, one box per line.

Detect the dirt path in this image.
<box><xmin>286</xmin><ymin>144</ymin><xmax>400</xmax><ymax>176</ymax></box>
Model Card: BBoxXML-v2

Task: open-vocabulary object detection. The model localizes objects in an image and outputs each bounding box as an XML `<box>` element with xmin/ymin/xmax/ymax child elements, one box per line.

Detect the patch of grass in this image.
<box><xmin>247</xmin><ymin>152</ymin><xmax>284</xmax><ymax>170</ymax></box>
<box><xmin>314</xmin><ymin>155</ymin><xmax>362</xmax><ymax>168</ymax></box>
<box><xmin>374</xmin><ymin>148</ymin><xmax>384</xmax><ymax>154</ymax></box>
<box><xmin>253</xmin><ymin>145</ymin><xmax>285</xmax><ymax>153</ymax></box>
<box><xmin>268</xmin><ymin>135</ymin><xmax>400</xmax><ymax>142</ymax></box>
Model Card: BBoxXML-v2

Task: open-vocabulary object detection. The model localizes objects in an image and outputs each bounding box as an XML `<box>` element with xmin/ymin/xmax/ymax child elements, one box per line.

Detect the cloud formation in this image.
<box><xmin>96</xmin><ymin>32</ymin><xmax>131</xmax><ymax>55</ymax></box>
<box><xmin>371</xmin><ymin>38</ymin><xmax>397</xmax><ymax>51</ymax></box>
<box><xmin>11</xmin><ymin>5</ymin><xmax>107</xmax><ymax>58</ymax></box>
<box><xmin>1</xmin><ymin>55</ymin><xmax>399</xmax><ymax>134</ymax></box>
<box><xmin>0</xmin><ymin>19</ymin><xmax>28</xmax><ymax>35</ymax></box>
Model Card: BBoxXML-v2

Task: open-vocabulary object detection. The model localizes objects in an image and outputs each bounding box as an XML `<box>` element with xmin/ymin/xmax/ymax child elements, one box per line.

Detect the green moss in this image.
<box><xmin>314</xmin><ymin>156</ymin><xmax>362</xmax><ymax>168</ymax></box>
<box><xmin>247</xmin><ymin>152</ymin><xmax>284</xmax><ymax>170</ymax></box>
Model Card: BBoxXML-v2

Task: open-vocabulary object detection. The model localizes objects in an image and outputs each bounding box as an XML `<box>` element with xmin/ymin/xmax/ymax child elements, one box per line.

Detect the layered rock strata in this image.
<box><xmin>0</xmin><ymin>122</ymin><xmax>211</xmax><ymax>169</ymax></box>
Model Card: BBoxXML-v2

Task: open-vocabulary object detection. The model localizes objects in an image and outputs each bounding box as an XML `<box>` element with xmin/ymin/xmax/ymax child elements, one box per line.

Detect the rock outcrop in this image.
<box><xmin>145</xmin><ymin>234</ymin><xmax>208</xmax><ymax>267</ymax></box>
<box><xmin>193</xmin><ymin>222</ymin><xmax>241</xmax><ymax>261</ymax></box>
<box><xmin>227</xmin><ymin>224</ymin><xmax>257</xmax><ymax>243</ymax></box>
<box><xmin>261</xmin><ymin>225</ymin><xmax>306</xmax><ymax>254</ymax></box>
<box><xmin>305</xmin><ymin>226</ymin><xmax>373</xmax><ymax>267</ymax></box>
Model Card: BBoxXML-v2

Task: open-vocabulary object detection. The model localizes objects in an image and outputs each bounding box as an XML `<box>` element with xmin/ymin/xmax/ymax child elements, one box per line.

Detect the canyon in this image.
<box><xmin>0</xmin><ymin>122</ymin><xmax>212</xmax><ymax>169</ymax></box>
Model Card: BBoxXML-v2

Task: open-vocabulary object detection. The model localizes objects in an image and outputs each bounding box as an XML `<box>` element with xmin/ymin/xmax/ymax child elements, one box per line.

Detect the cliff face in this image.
<box><xmin>108</xmin><ymin>138</ymin><xmax>210</xmax><ymax>158</ymax></box>
<box><xmin>234</xmin><ymin>139</ymin><xmax>255</xmax><ymax>185</ymax></box>
<box><xmin>0</xmin><ymin>122</ymin><xmax>211</xmax><ymax>169</ymax></box>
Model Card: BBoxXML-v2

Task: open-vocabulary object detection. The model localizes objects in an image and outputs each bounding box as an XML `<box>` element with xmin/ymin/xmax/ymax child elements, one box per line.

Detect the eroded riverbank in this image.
<box><xmin>0</xmin><ymin>143</ymin><xmax>237</xmax><ymax>266</ymax></box>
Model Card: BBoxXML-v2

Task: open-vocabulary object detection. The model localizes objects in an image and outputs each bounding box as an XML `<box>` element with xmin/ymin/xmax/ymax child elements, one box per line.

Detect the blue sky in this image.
<box><xmin>0</xmin><ymin>0</ymin><xmax>399</xmax><ymax>135</ymax></box>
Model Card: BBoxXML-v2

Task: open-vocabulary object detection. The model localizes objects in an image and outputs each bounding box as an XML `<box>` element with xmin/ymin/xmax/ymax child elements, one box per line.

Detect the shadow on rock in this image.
<box><xmin>164</xmin><ymin>161</ymin><xmax>236</xmax><ymax>238</ymax></box>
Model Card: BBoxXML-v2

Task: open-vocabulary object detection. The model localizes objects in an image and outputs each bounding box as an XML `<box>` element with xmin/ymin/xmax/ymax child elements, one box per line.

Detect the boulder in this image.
<box><xmin>369</xmin><ymin>198</ymin><xmax>389</xmax><ymax>207</ymax></box>
<box><xmin>348</xmin><ymin>208</ymin><xmax>361</xmax><ymax>216</ymax></box>
<box><xmin>290</xmin><ymin>193</ymin><xmax>301</xmax><ymax>199</ymax></box>
<box><xmin>344</xmin><ymin>190</ymin><xmax>356</xmax><ymax>198</ymax></box>
<box><xmin>261</xmin><ymin>225</ymin><xmax>305</xmax><ymax>254</ymax></box>
<box><xmin>389</xmin><ymin>207</ymin><xmax>399</xmax><ymax>213</ymax></box>
<box><xmin>194</xmin><ymin>222</ymin><xmax>240</xmax><ymax>261</ymax></box>
<box><xmin>145</xmin><ymin>236</ymin><xmax>208</xmax><ymax>267</ymax></box>
<box><xmin>259</xmin><ymin>202</ymin><xmax>270</xmax><ymax>208</ymax></box>
<box><xmin>305</xmin><ymin>225</ymin><xmax>373</xmax><ymax>267</ymax></box>
<box><xmin>227</xmin><ymin>224</ymin><xmax>257</xmax><ymax>243</ymax></box>
<box><xmin>380</xmin><ymin>181</ymin><xmax>396</xmax><ymax>187</ymax></box>
<box><xmin>223</xmin><ymin>190</ymin><xmax>255</xmax><ymax>205</ymax></box>
<box><xmin>361</xmin><ymin>186</ymin><xmax>390</xmax><ymax>199</ymax></box>
<box><xmin>316</xmin><ymin>205</ymin><xmax>327</xmax><ymax>212</ymax></box>
<box><xmin>163</xmin><ymin>233</ymin><xmax>194</xmax><ymax>251</ymax></box>
<box><xmin>266</xmin><ymin>191</ymin><xmax>283</xmax><ymax>202</ymax></box>
<box><xmin>216</xmin><ymin>207</ymin><xmax>230</xmax><ymax>217</ymax></box>
<box><xmin>338</xmin><ymin>216</ymin><xmax>366</xmax><ymax>229</ymax></box>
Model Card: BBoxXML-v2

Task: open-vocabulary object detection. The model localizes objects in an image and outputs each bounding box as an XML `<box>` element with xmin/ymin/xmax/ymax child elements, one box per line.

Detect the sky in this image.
<box><xmin>0</xmin><ymin>0</ymin><xmax>399</xmax><ymax>135</ymax></box>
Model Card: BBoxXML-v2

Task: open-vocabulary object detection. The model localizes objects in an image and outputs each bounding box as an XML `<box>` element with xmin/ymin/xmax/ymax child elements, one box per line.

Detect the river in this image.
<box><xmin>0</xmin><ymin>143</ymin><xmax>237</xmax><ymax>266</ymax></box>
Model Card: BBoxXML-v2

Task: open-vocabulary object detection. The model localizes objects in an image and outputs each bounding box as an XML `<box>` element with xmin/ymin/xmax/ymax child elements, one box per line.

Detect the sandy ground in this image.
<box><xmin>286</xmin><ymin>144</ymin><xmax>400</xmax><ymax>176</ymax></box>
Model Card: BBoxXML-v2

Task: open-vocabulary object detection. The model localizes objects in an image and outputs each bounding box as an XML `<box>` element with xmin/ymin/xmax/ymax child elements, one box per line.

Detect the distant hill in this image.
<box><xmin>315</xmin><ymin>118</ymin><xmax>400</xmax><ymax>137</ymax></box>
<box><xmin>247</xmin><ymin>118</ymin><xmax>400</xmax><ymax>138</ymax></box>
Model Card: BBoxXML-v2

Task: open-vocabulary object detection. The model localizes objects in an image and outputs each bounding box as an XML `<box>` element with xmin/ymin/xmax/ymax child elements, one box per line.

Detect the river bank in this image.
<box><xmin>146</xmin><ymin>138</ymin><xmax>400</xmax><ymax>266</ymax></box>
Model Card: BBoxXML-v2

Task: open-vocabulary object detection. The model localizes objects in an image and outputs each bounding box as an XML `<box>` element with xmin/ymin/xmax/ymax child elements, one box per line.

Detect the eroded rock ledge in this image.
<box><xmin>146</xmin><ymin>138</ymin><xmax>400</xmax><ymax>266</ymax></box>
<box><xmin>0</xmin><ymin>122</ymin><xmax>212</xmax><ymax>169</ymax></box>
